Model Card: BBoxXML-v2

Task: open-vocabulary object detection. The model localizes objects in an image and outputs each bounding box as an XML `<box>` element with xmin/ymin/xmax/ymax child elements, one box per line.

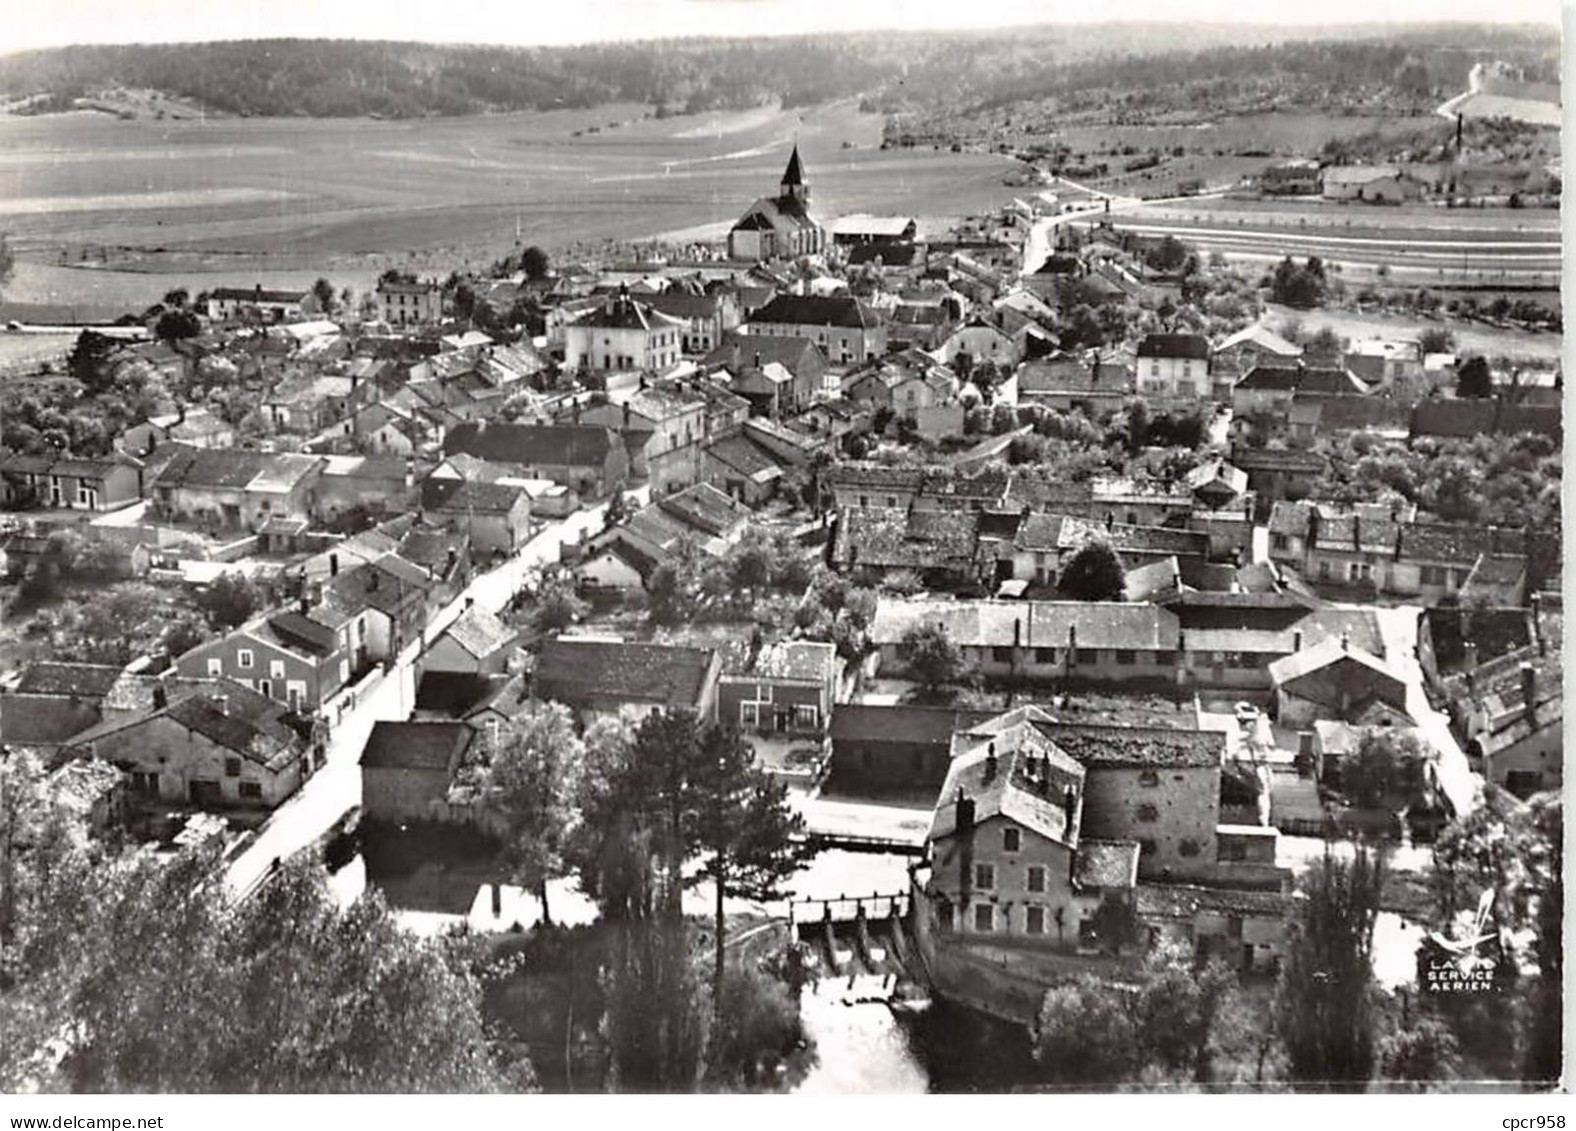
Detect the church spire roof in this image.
<box><xmin>781</xmin><ymin>144</ymin><xmax>805</xmax><ymax>187</ymax></box>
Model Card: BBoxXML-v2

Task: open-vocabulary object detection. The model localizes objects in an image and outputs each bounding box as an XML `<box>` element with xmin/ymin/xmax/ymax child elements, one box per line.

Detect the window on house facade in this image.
<box><xmin>237</xmin><ymin>649</ymin><xmax>254</xmax><ymax>670</ymax></box>
<box><xmin>1002</xmin><ymin>828</ymin><xmax>1021</xmax><ymax>853</ymax></box>
<box><xmin>974</xmin><ymin>863</ymin><xmax>995</xmax><ymax>891</ymax></box>
<box><xmin>224</xmin><ymin>757</ymin><xmax>241</xmax><ymax>778</ymax></box>
<box><xmin>1137</xmin><ymin>803</ymin><xmax>1160</xmax><ymax>823</ymax></box>
<box><xmin>1026</xmin><ymin>906</ymin><xmax>1046</xmax><ymax>935</ymax></box>
<box><xmin>239</xmin><ymin>782</ymin><xmax>262</xmax><ymax>800</ymax></box>
<box><xmin>270</xmin><ymin>660</ymin><xmax>285</xmax><ymax>679</ymax></box>
<box><xmin>1272</xmin><ymin>533</ymin><xmax>1289</xmax><ymax>551</ymax></box>
<box><xmin>1115</xmin><ymin>649</ymin><xmax>1136</xmax><ymax>665</ymax></box>
<box><xmin>1035</xmin><ymin>647</ymin><xmax>1057</xmax><ymax>664</ymax></box>
<box><xmin>794</xmin><ymin>704</ymin><xmax>818</xmax><ymax>730</ymax></box>
<box><xmin>1139</xmin><ymin>837</ymin><xmax>1158</xmax><ymax>856</ymax></box>
<box><xmin>1156</xmin><ymin>650</ymin><xmax>1178</xmax><ymax>666</ymax></box>
<box><xmin>974</xmin><ymin>904</ymin><xmax>995</xmax><ymax>932</ymax></box>
<box><xmin>1027</xmin><ymin>865</ymin><xmax>1046</xmax><ymax>893</ymax></box>
<box><xmin>991</xmin><ymin>646</ymin><xmax>1013</xmax><ymax>663</ymax></box>
<box><xmin>207</xmin><ymin>658</ymin><xmax>223</xmax><ymax>677</ymax></box>
<box><xmin>1075</xmin><ymin>648</ymin><xmax>1098</xmax><ymax>664</ymax></box>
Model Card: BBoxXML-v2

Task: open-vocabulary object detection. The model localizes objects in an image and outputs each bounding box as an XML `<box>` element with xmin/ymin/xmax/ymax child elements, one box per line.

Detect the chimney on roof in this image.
<box><xmin>215</xmin><ymin>693</ymin><xmax>229</xmax><ymax>716</ymax></box>
<box><xmin>329</xmin><ymin>552</ymin><xmax>339</xmax><ymax>577</ymax></box>
<box><xmin>1293</xmin><ymin>629</ymin><xmax>1303</xmax><ymax>652</ymax></box>
<box><xmin>152</xmin><ymin>684</ymin><xmax>167</xmax><ymax>710</ymax></box>
<box><xmin>1521</xmin><ymin>662</ymin><xmax>1536</xmax><ymax>717</ymax></box>
<box><xmin>954</xmin><ymin>789</ymin><xmax>976</xmax><ymax>833</ymax></box>
<box><xmin>1062</xmin><ymin>784</ymin><xmax>1078</xmax><ymax>821</ymax></box>
<box><xmin>369</xmin><ymin>570</ymin><xmax>380</xmax><ymax>593</ymax></box>
<box><xmin>984</xmin><ymin>742</ymin><xmax>998</xmax><ymax>783</ymax></box>
<box><xmin>1340</xmin><ymin>629</ymin><xmax>1350</xmax><ymax>652</ymax></box>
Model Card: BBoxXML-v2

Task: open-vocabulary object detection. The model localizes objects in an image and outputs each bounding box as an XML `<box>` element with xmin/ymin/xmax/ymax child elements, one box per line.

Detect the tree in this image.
<box><xmin>161</xmin><ymin>287</ymin><xmax>189</xmax><ymax>309</ymax></box>
<box><xmin>0</xmin><ymin>829</ymin><xmax>526</xmax><ymax>1092</ymax></box>
<box><xmin>1124</xmin><ymin>398</ymin><xmax>1151</xmax><ymax>454</ymax></box>
<box><xmin>68</xmin><ymin>331</ymin><xmax>118</xmax><ymax>395</ymax></box>
<box><xmin>453</xmin><ymin>283</ymin><xmax>477</xmax><ymax>323</ymax></box>
<box><xmin>1379</xmin><ymin>1008</ymin><xmax>1462</xmax><ymax>1089</ymax></box>
<box><xmin>1344</xmin><ymin>729</ymin><xmax>1430</xmax><ymax>811</ymax></box>
<box><xmin>600</xmin><ymin>918</ymin><xmax>708</xmax><ymax>1092</ymax></box>
<box><xmin>195</xmin><ymin>571</ymin><xmax>260</xmax><ymax>629</ymax></box>
<box><xmin>1035</xmin><ymin>976</ymin><xmax>1139</xmax><ymax>1085</ymax></box>
<box><xmin>1456</xmin><ymin>356</ymin><xmax>1492</xmax><ymax>399</ymax></box>
<box><xmin>311</xmin><ymin>277</ymin><xmax>338</xmax><ymax>314</ymax></box>
<box><xmin>1418</xmin><ymin>327</ymin><xmax>1456</xmax><ymax>356</ymax></box>
<box><xmin>1275</xmin><ymin>844</ymin><xmax>1385</xmax><ymax>1088</ymax></box>
<box><xmin>901</xmin><ymin>622</ymin><xmax>963</xmax><ymax>693</ymax></box>
<box><xmin>1133</xmin><ymin>953</ymin><xmax>1242</xmax><ymax>1083</ymax></box>
<box><xmin>520</xmin><ymin>246</ymin><xmax>551</xmax><ymax>282</ymax></box>
<box><xmin>153</xmin><ymin>308</ymin><xmax>200</xmax><ymax>342</ymax></box>
<box><xmin>1058</xmin><ymin>540</ymin><xmax>1126</xmax><ymax>601</ymax></box>
<box><xmin>1146</xmin><ymin>234</ymin><xmax>1188</xmax><ymax>274</ymax></box>
<box><xmin>690</xmin><ymin>725</ymin><xmax>806</xmax><ymax>997</ymax></box>
<box><xmin>480</xmin><ymin>703</ymin><xmax>584</xmax><ymax>926</ymax></box>
<box><xmin>533</xmin><ymin>574</ymin><xmax>588</xmax><ymax>634</ymax></box>
<box><xmin>1304</xmin><ymin>326</ymin><xmax>1344</xmax><ymax>364</ymax></box>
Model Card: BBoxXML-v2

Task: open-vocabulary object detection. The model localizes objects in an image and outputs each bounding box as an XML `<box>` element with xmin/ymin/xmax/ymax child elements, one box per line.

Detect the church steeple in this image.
<box><xmin>780</xmin><ymin>144</ymin><xmax>808</xmax><ymax>204</ymax></box>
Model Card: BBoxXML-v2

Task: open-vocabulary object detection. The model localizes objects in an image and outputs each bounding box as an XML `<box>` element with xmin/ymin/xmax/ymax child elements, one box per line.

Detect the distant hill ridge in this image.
<box><xmin>0</xmin><ymin>25</ymin><xmax>1560</xmax><ymax>122</ymax></box>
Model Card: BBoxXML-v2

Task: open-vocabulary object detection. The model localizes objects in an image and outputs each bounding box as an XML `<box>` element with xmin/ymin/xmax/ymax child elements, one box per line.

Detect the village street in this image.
<box><xmin>224</xmin><ymin>489</ymin><xmax>643</xmax><ymax>900</ymax></box>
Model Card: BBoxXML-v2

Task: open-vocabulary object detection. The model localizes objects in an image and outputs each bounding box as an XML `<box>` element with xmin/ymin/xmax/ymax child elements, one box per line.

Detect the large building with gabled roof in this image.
<box><xmin>727</xmin><ymin>145</ymin><xmax>827</xmax><ymax>263</ymax></box>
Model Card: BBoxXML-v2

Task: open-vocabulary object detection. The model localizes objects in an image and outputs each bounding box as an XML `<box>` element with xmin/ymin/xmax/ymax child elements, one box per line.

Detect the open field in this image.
<box><xmin>1261</xmin><ymin>303</ymin><xmax>1563</xmax><ymax>362</ymax></box>
<box><xmin>0</xmin><ymin>100</ymin><xmax>1019</xmax><ymax>313</ymax></box>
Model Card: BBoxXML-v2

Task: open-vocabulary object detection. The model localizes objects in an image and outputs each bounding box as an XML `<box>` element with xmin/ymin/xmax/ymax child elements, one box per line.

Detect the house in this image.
<box><xmin>579</xmin><ymin>384</ymin><xmax>709</xmax><ymax>494</ymax></box>
<box><xmin>45</xmin><ymin>759</ymin><xmax>127</xmax><ymax>832</ymax></box>
<box><xmin>702</xmin><ymin>433</ymin><xmax>787</xmax><ymax>506</ymax></box>
<box><xmin>425</xmin><ymin>603</ymin><xmax>517</xmax><ymax>675</ymax></box>
<box><xmin>885</xmin><ymin>300</ymin><xmax>954</xmax><ymax>352</ymax></box>
<box><xmin>1418</xmin><ymin>604</ymin><xmax>1540</xmax><ymax>692</ymax></box>
<box><xmin>868</xmin><ymin>595</ymin><xmax>1382</xmax><ymax>695</ymax></box>
<box><xmin>533</xmin><ymin>637</ymin><xmax>721</xmax><ymax>722</ymax></box>
<box><xmin>728</xmin><ymin>146</ymin><xmax>828</xmax><ymax>262</ymax></box>
<box><xmin>0</xmin><ymin>453</ymin><xmax>143</xmax><ymax>512</ymax></box>
<box><xmin>1323</xmin><ymin>165</ymin><xmax>1425</xmax><ymax>204</ymax></box>
<box><xmin>314</xmin><ymin>555</ymin><xmax>440</xmax><ymax>666</ymax></box>
<box><xmin>832</xmin><ymin>506</ymin><xmax>990</xmax><ymax>590</ymax></box>
<box><xmin>421</xmin><ymin>477</ymin><xmax>534</xmax><ymax>557</ymax></box>
<box><xmin>1210</xmin><ymin>325</ymin><xmax>1302</xmax><ymax>395</ymax></box>
<box><xmin>442</xmin><ymin>421</ymin><xmax>630</xmax><ymax>499</ymax></box>
<box><xmin>641</xmin><ymin>290</ymin><xmax>741</xmax><ymax>356</ymax></box>
<box><xmin>744</xmin><ymin>294</ymin><xmax>886</xmax><ymax>366</ymax></box>
<box><xmin>176</xmin><ymin>609</ymin><xmax>352</xmax><ymax>716</ymax></box>
<box><xmin>1458</xmin><ymin>654</ymin><xmax>1562</xmax><ymax>797</ymax></box>
<box><xmin>1004</xmin><ymin>513</ymin><xmax>1210</xmax><ymax>589</ymax></box>
<box><xmin>704</xmin><ymin>336</ymin><xmax>830</xmax><ymax>399</ymax></box>
<box><xmin>730</xmin><ymin>361</ymin><xmax>810</xmax><ymax>420</ymax></box>
<box><xmin>149</xmin><ymin>448</ymin><xmax>325</xmax><ymax>531</ymax></box>
<box><xmin>564</xmin><ymin>290</ymin><xmax>685</xmax><ymax>374</ymax></box>
<box><xmin>1017</xmin><ymin>352</ymin><xmax>1131</xmax><ymax>414</ymax></box>
<box><xmin>120</xmin><ymin>407</ymin><xmax>236</xmax><ymax>456</ymax></box>
<box><xmin>1344</xmin><ymin>340</ymin><xmax>1423</xmax><ymax>390</ymax></box>
<box><xmin>65</xmin><ymin>680</ymin><xmax>314</xmax><ymax>812</ymax></box>
<box><xmin>1259</xmin><ymin>160</ymin><xmax>1322</xmax><ymax>196</ymax></box>
<box><xmin>716</xmin><ymin>640</ymin><xmax>839</xmax><ymax>736</ymax></box>
<box><xmin>413</xmin><ymin>670</ymin><xmax>530</xmax><ymax>735</ymax></box>
<box><xmin>359</xmin><ymin>720</ymin><xmax>476</xmax><ymax>822</ymax></box>
<box><xmin>830</xmin><ymin>214</ymin><xmax>918</xmax><ymax>246</ymax></box>
<box><xmin>931</xmin><ymin>320</ymin><xmax>1019</xmax><ymax>370</ymax></box>
<box><xmin>206</xmin><ymin>286</ymin><xmax>315</xmax><ymax>323</ymax></box>
<box><xmin>1232</xmin><ymin>363</ymin><xmax>1370</xmax><ymax>420</ymax></box>
<box><xmin>1229</xmin><ymin>446</ymin><xmax>1326</xmax><ymax>503</ymax></box>
<box><xmin>1135</xmin><ymin>334</ymin><xmax>1211</xmax><ymax>399</ymax></box>
<box><xmin>377</xmin><ymin>278</ymin><xmax>442</xmax><ymax>327</ymax></box>
<box><xmin>1267</xmin><ymin>634</ymin><xmax>1411</xmax><ymax>729</ymax></box>
<box><xmin>1310</xmin><ymin>720</ymin><xmax>1432</xmax><ymax>793</ymax></box>
<box><xmin>925</xmin><ymin>715</ymin><xmax>1091</xmax><ymax>943</ymax></box>
<box><xmin>313</xmin><ymin>455</ymin><xmax>420</xmax><ymax>524</ymax></box>
<box><xmin>579</xmin><ymin>482</ymin><xmax>750</xmax><ymax>589</ymax></box>
<box><xmin>0</xmin><ymin>661</ymin><xmax>126</xmax><ymax>753</ymax></box>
